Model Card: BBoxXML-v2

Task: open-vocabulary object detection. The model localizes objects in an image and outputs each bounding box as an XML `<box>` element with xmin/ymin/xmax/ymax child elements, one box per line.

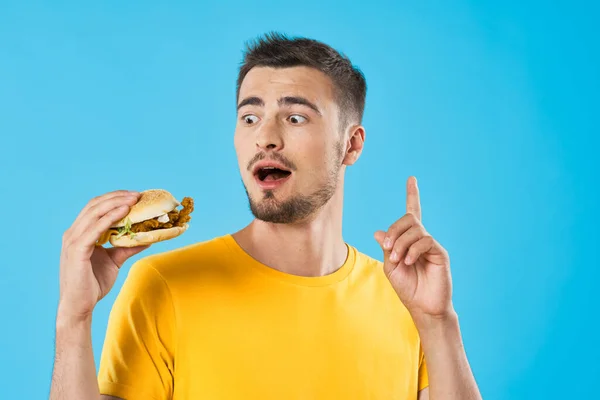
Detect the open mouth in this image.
<box><xmin>255</xmin><ymin>167</ymin><xmax>292</xmax><ymax>182</ymax></box>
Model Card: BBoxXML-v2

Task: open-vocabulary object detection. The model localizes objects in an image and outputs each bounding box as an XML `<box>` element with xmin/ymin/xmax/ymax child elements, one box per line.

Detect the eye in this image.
<box><xmin>288</xmin><ymin>114</ymin><xmax>307</xmax><ymax>124</ymax></box>
<box><xmin>243</xmin><ymin>115</ymin><xmax>259</xmax><ymax>125</ymax></box>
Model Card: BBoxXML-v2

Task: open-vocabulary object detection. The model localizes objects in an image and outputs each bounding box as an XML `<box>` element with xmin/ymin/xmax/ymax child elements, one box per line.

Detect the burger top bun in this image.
<box><xmin>109</xmin><ymin>224</ymin><xmax>189</xmax><ymax>247</ymax></box>
<box><xmin>111</xmin><ymin>189</ymin><xmax>179</xmax><ymax>228</ymax></box>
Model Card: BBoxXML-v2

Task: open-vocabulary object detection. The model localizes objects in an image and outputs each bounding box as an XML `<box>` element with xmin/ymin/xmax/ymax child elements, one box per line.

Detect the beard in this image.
<box><xmin>244</xmin><ymin>142</ymin><xmax>344</xmax><ymax>224</ymax></box>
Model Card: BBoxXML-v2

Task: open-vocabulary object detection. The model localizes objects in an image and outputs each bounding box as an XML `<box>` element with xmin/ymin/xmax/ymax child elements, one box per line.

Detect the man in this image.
<box><xmin>50</xmin><ymin>32</ymin><xmax>481</xmax><ymax>399</ymax></box>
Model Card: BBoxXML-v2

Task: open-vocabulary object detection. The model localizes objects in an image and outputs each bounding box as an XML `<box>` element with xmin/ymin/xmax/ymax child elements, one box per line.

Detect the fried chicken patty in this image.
<box><xmin>130</xmin><ymin>197</ymin><xmax>194</xmax><ymax>233</ymax></box>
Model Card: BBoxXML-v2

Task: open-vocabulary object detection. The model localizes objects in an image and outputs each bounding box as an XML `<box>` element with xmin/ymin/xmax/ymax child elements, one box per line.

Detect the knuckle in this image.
<box><xmin>111</xmin><ymin>190</ymin><xmax>130</xmax><ymax>198</ymax></box>
<box><xmin>88</xmin><ymin>202</ymin><xmax>105</xmax><ymax>218</ymax></box>
<box><xmin>441</xmin><ymin>244</ymin><xmax>449</xmax><ymax>256</ymax></box>
<box><xmin>405</xmin><ymin>213</ymin><xmax>418</xmax><ymax>224</ymax></box>
<box><xmin>386</xmin><ymin>219</ymin><xmax>399</xmax><ymax>233</ymax></box>
<box><xmin>64</xmin><ymin>235</ymin><xmax>78</xmax><ymax>250</ymax></box>
<box><xmin>91</xmin><ymin>194</ymin><xmax>102</xmax><ymax>203</ymax></box>
<box><xmin>70</xmin><ymin>242</ymin><xmax>87</xmax><ymax>257</ymax></box>
<box><xmin>389</xmin><ymin>215</ymin><xmax>409</xmax><ymax>233</ymax></box>
<box><xmin>413</xmin><ymin>225</ymin><xmax>425</xmax><ymax>235</ymax></box>
<box><xmin>107</xmin><ymin>206</ymin><xmax>125</xmax><ymax>217</ymax></box>
<box><xmin>393</xmin><ymin>239</ymin><xmax>408</xmax><ymax>252</ymax></box>
<box><xmin>62</xmin><ymin>229</ymin><xmax>72</xmax><ymax>244</ymax></box>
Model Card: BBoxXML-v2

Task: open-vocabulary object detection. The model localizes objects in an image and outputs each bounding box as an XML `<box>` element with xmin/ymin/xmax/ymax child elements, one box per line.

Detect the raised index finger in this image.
<box><xmin>406</xmin><ymin>176</ymin><xmax>421</xmax><ymax>221</ymax></box>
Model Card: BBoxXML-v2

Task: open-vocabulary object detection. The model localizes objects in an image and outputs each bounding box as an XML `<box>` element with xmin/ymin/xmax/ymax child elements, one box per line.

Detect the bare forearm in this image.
<box><xmin>50</xmin><ymin>313</ymin><xmax>101</xmax><ymax>400</ymax></box>
<box><xmin>415</xmin><ymin>311</ymin><xmax>481</xmax><ymax>400</ymax></box>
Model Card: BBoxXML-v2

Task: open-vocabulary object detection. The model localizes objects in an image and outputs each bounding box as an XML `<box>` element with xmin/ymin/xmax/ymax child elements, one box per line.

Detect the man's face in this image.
<box><xmin>234</xmin><ymin>66</ymin><xmax>345</xmax><ymax>224</ymax></box>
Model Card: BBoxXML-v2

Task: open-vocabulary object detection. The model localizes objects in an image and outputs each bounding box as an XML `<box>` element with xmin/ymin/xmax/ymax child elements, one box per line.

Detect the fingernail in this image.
<box><xmin>390</xmin><ymin>251</ymin><xmax>399</xmax><ymax>262</ymax></box>
<box><xmin>405</xmin><ymin>255</ymin><xmax>412</xmax><ymax>265</ymax></box>
<box><xmin>383</xmin><ymin>238</ymin><xmax>392</xmax><ymax>249</ymax></box>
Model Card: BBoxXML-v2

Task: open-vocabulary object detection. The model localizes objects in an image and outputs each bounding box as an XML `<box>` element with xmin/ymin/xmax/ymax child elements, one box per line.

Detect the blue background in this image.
<box><xmin>1</xmin><ymin>1</ymin><xmax>598</xmax><ymax>398</ymax></box>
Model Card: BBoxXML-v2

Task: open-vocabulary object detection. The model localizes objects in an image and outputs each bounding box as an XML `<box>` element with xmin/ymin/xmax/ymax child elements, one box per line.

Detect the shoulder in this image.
<box><xmin>353</xmin><ymin>247</ymin><xmax>384</xmax><ymax>269</ymax></box>
<box><xmin>111</xmin><ymin>235</ymin><xmax>235</xmax><ymax>320</ymax></box>
<box><xmin>350</xmin><ymin>246</ymin><xmax>387</xmax><ymax>282</ymax></box>
<box><xmin>127</xmin><ymin>234</ymin><xmax>234</xmax><ymax>288</ymax></box>
<box><xmin>348</xmin><ymin>245</ymin><xmax>394</xmax><ymax>292</ymax></box>
<box><xmin>350</xmin><ymin>245</ymin><xmax>417</xmax><ymax>321</ymax></box>
<box><xmin>139</xmin><ymin>234</ymin><xmax>230</xmax><ymax>269</ymax></box>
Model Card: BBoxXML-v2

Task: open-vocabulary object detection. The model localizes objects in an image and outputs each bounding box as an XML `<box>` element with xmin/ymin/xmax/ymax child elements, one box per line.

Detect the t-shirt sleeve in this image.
<box><xmin>418</xmin><ymin>345</ymin><xmax>429</xmax><ymax>391</ymax></box>
<box><xmin>98</xmin><ymin>258</ymin><xmax>176</xmax><ymax>400</ymax></box>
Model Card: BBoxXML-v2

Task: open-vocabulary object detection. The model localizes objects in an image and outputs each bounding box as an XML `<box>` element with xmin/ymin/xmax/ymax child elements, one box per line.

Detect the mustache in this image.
<box><xmin>247</xmin><ymin>152</ymin><xmax>297</xmax><ymax>172</ymax></box>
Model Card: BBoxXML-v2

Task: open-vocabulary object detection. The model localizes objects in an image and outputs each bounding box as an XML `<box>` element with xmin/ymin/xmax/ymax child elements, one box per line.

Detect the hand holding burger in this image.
<box><xmin>58</xmin><ymin>189</ymin><xmax>193</xmax><ymax>321</ymax></box>
<box><xmin>97</xmin><ymin>189</ymin><xmax>194</xmax><ymax>247</ymax></box>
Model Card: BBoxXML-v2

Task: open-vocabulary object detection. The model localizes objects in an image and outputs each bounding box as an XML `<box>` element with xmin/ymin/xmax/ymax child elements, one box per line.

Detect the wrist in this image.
<box><xmin>411</xmin><ymin>308</ymin><xmax>465</xmax><ymax>356</ymax></box>
<box><xmin>55</xmin><ymin>311</ymin><xmax>93</xmax><ymax>349</ymax></box>
<box><xmin>411</xmin><ymin>307</ymin><xmax>459</xmax><ymax>333</ymax></box>
<box><xmin>56</xmin><ymin>304</ymin><xmax>93</xmax><ymax>330</ymax></box>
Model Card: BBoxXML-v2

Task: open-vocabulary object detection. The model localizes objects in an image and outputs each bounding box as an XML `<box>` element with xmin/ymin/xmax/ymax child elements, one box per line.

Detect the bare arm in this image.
<box><xmin>49</xmin><ymin>190</ymin><xmax>147</xmax><ymax>400</ymax></box>
<box><xmin>415</xmin><ymin>312</ymin><xmax>481</xmax><ymax>400</ymax></box>
<box><xmin>50</xmin><ymin>314</ymin><xmax>100</xmax><ymax>400</ymax></box>
<box><xmin>50</xmin><ymin>313</ymin><xmax>124</xmax><ymax>400</ymax></box>
<box><xmin>418</xmin><ymin>387</ymin><xmax>429</xmax><ymax>400</ymax></box>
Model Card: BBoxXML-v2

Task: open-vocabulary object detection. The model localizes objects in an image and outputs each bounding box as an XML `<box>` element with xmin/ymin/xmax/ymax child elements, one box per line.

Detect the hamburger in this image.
<box><xmin>97</xmin><ymin>189</ymin><xmax>194</xmax><ymax>247</ymax></box>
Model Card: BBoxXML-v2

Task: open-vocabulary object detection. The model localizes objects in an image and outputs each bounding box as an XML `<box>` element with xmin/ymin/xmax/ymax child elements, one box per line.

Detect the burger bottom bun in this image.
<box><xmin>109</xmin><ymin>224</ymin><xmax>189</xmax><ymax>247</ymax></box>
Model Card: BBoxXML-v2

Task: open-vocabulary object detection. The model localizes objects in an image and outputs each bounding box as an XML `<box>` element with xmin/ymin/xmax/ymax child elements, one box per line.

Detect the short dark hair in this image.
<box><xmin>236</xmin><ymin>32</ymin><xmax>367</xmax><ymax>129</ymax></box>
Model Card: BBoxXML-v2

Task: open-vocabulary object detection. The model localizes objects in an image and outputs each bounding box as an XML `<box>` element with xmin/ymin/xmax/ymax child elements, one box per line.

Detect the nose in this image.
<box><xmin>255</xmin><ymin>117</ymin><xmax>284</xmax><ymax>151</ymax></box>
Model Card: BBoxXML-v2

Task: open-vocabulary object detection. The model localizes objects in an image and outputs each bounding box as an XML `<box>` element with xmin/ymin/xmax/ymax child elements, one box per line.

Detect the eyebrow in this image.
<box><xmin>237</xmin><ymin>96</ymin><xmax>322</xmax><ymax>116</ymax></box>
<box><xmin>279</xmin><ymin>96</ymin><xmax>322</xmax><ymax>115</ymax></box>
<box><xmin>237</xmin><ymin>96</ymin><xmax>264</xmax><ymax>110</ymax></box>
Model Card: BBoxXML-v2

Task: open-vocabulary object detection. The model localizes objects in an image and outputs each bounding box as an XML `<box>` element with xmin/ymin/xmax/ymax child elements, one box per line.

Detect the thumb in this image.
<box><xmin>107</xmin><ymin>245</ymin><xmax>151</xmax><ymax>267</ymax></box>
<box><xmin>374</xmin><ymin>230</ymin><xmax>386</xmax><ymax>248</ymax></box>
<box><xmin>374</xmin><ymin>230</ymin><xmax>397</xmax><ymax>278</ymax></box>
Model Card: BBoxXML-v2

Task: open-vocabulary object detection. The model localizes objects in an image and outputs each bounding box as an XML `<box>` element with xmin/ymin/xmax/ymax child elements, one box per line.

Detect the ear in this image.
<box><xmin>342</xmin><ymin>125</ymin><xmax>365</xmax><ymax>166</ymax></box>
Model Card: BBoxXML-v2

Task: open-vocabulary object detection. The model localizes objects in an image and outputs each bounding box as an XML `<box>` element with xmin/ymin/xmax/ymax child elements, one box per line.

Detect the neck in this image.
<box><xmin>232</xmin><ymin>186</ymin><xmax>347</xmax><ymax>277</ymax></box>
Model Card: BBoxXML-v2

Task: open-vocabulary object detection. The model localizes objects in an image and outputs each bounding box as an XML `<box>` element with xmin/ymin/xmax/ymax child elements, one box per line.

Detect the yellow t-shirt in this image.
<box><xmin>98</xmin><ymin>234</ymin><xmax>428</xmax><ymax>399</ymax></box>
